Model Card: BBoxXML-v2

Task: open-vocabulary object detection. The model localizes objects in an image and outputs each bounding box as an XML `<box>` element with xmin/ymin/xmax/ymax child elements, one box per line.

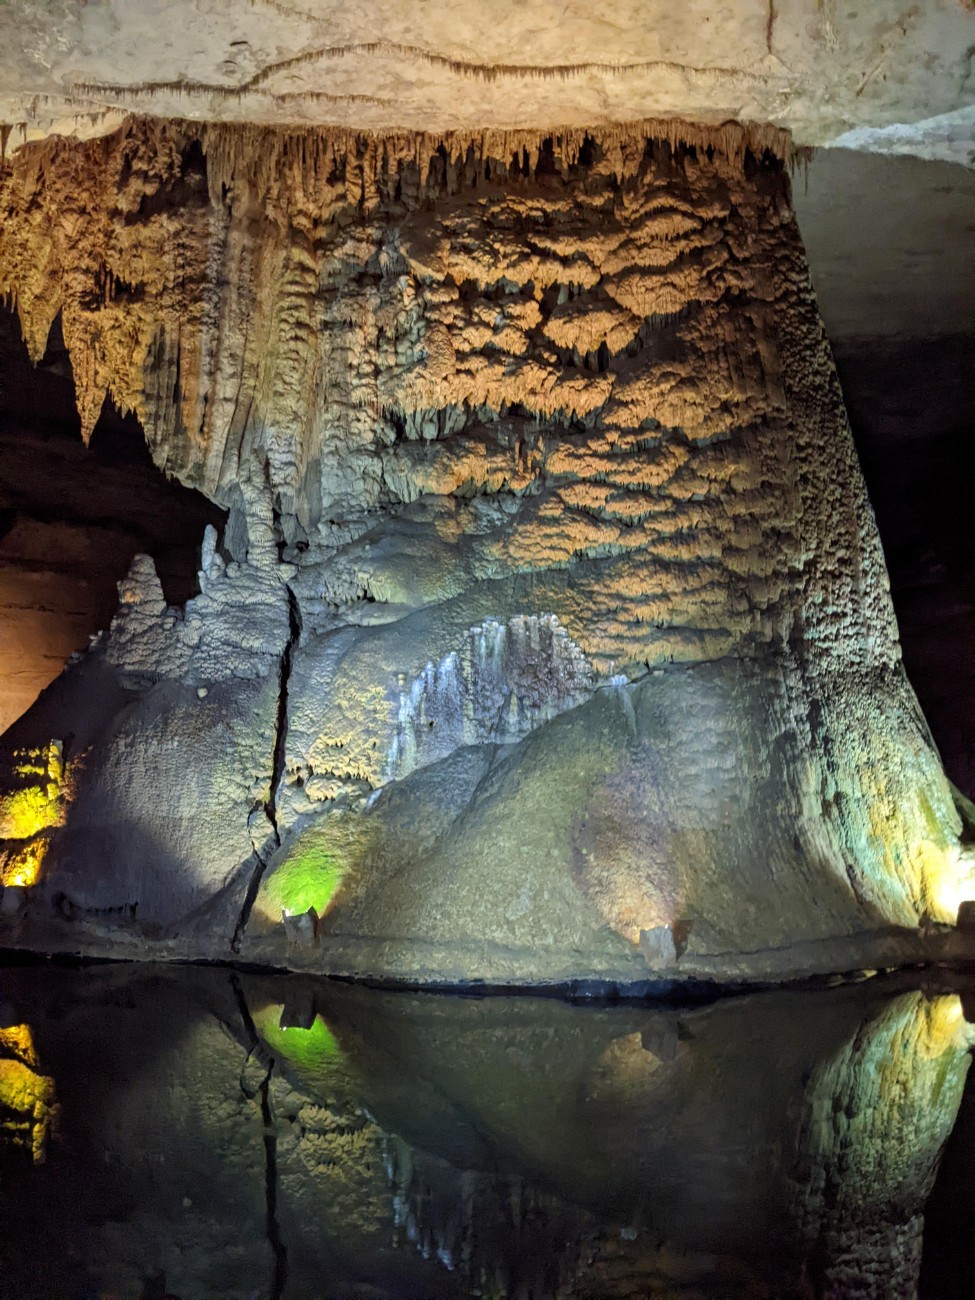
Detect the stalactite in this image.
<box><xmin>388</xmin><ymin>616</ymin><xmax>597</xmax><ymax>781</ymax></box>
<box><xmin>0</xmin><ymin>112</ymin><xmax>793</xmax><ymax>501</ymax></box>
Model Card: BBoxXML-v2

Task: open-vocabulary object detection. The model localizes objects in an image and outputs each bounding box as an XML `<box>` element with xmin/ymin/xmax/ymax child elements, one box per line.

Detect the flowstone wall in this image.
<box><xmin>0</xmin><ymin>116</ymin><xmax>968</xmax><ymax>983</ymax></box>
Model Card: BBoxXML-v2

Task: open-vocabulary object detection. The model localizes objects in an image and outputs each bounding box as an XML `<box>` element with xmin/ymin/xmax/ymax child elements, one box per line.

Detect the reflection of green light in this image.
<box><xmin>255</xmin><ymin>1006</ymin><xmax>342</xmax><ymax>1071</ymax></box>
<box><xmin>263</xmin><ymin>848</ymin><xmax>345</xmax><ymax>918</ymax></box>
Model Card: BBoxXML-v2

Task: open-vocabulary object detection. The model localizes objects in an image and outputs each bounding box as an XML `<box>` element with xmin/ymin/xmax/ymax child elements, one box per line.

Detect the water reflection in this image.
<box><xmin>0</xmin><ymin>965</ymin><xmax>972</xmax><ymax>1299</ymax></box>
<box><xmin>0</xmin><ymin>1017</ymin><xmax>58</xmax><ymax>1162</ymax></box>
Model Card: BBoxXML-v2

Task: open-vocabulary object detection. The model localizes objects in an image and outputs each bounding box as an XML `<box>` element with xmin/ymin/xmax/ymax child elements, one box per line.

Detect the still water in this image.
<box><xmin>1</xmin><ymin>963</ymin><xmax>974</xmax><ymax>1299</ymax></box>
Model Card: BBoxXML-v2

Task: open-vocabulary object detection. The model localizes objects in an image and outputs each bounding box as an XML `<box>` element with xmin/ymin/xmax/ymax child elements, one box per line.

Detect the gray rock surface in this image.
<box><xmin>0</xmin><ymin>1</ymin><xmax>972</xmax><ymax>161</ymax></box>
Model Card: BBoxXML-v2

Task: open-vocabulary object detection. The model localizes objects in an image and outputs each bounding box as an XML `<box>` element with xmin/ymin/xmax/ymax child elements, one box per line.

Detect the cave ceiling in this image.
<box><xmin>0</xmin><ymin>0</ymin><xmax>972</xmax><ymax>157</ymax></box>
<box><xmin>0</xmin><ymin>2</ymin><xmax>973</xmax><ymax>978</ymax></box>
<box><xmin>1</xmin><ymin>1</ymin><xmax>972</xmax><ymax>350</ymax></box>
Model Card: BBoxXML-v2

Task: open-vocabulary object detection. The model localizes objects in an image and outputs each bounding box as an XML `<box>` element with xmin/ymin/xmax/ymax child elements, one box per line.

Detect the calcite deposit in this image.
<box><xmin>0</xmin><ymin>115</ymin><xmax>970</xmax><ymax>983</ymax></box>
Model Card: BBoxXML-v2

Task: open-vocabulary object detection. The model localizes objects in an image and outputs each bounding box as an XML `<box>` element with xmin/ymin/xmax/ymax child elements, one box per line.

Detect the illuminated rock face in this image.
<box><xmin>0</xmin><ymin>117</ymin><xmax>965</xmax><ymax>980</ymax></box>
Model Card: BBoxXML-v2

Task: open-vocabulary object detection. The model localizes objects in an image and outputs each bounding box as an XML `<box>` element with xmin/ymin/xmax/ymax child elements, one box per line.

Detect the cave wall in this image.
<box><xmin>0</xmin><ymin>117</ymin><xmax>967</xmax><ymax>981</ymax></box>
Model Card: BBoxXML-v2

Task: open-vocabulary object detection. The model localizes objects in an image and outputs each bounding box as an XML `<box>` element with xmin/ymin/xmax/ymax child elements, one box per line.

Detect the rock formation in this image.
<box><xmin>0</xmin><ymin>115</ymin><xmax>970</xmax><ymax>983</ymax></box>
<box><xmin>0</xmin><ymin>307</ymin><xmax>226</xmax><ymax>733</ymax></box>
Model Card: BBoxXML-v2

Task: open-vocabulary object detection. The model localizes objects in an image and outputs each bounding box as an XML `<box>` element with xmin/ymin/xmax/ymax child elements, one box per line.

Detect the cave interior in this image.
<box><xmin>0</xmin><ymin>1</ymin><xmax>972</xmax><ymax>987</ymax></box>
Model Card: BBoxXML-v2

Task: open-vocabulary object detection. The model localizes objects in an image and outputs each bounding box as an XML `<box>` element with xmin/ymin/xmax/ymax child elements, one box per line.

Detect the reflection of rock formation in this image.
<box><xmin>273</xmin><ymin>980</ymin><xmax>970</xmax><ymax>1298</ymax></box>
<box><xmin>267</xmin><ymin>982</ymin><xmax>974</xmax><ymax>1298</ymax></box>
<box><xmin>0</xmin><ymin>1020</ymin><xmax>57</xmax><ymax>1163</ymax></box>
<box><xmin>384</xmin><ymin>1132</ymin><xmax>592</xmax><ymax>1293</ymax></box>
<box><xmin>0</xmin><ymin>966</ymin><xmax>970</xmax><ymax>1298</ymax></box>
<box><xmin>0</xmin><ymin>967</ymin><xmax>276</xmax><ymax>1299</ymax></box>
<box><xmin>0</xmin><ymin>118</ymin><xmax>966</xmax><ymax>979</ymax></box>
<box><xmin>791</xmin><ymin>993</ymin><xmax>972</xmax><ymax>1300</ymax></box>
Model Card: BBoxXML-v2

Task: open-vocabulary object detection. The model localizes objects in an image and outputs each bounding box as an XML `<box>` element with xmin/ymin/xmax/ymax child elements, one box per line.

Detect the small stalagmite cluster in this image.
<box><xmin>0</xmin><ymin>114</ymin><xmax>968</xmax><ymax>984</ymax></box>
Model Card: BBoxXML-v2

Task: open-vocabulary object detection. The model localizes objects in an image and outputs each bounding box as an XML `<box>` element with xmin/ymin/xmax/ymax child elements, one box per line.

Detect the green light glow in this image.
<box><xmin>263</xmin><ymin>847</ymin><xmax>346</xmax><ymax>919</ymax></box>
<box><xmin>254</xmin><ymin>1006</ymin><xmax>342</xmax><ymax>1071</ymax></box>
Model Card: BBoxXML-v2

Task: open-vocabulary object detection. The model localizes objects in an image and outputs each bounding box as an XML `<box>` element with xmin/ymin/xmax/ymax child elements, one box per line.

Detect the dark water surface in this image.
<box><xmin>1</xmin><ymin>963</ymin><xmax>974</xmax><ymax>1299</ymax></box>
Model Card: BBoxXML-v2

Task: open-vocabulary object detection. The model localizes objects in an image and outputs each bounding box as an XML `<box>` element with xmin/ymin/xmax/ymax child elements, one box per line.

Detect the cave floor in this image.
<box><xmin>5</xmin><ymin>910</ymin><xmax>975</xmax><ymax>995</ymax></box>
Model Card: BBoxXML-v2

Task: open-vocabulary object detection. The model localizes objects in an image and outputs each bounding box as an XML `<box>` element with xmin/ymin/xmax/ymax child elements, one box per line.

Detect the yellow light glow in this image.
<box><xmin>918</xmin><ymin>994</ymin><xmax>975</xmax><ymax>1059</ymax></box>
<box><xmin>0</xmin><ymin>784</ymin><xmax>61</xmax><ymax>841</ymax></box>
<box><xmin>0</xmin><ymin>1024</ymin><xmax>40</xmax><ymax>1069</ymax></box>
<box><xmin>924</xmin><ymin>842</ymin><xmax>975</xmax><ymax>924</ymax></box>
<box><xmin>0</xmin><ymin>839</ymin><xmax>48</xmax><ymax>888</ymax></box>
<box><xmin>0</xmin><ymin>1023</ymin><xmax>58</xmax><ymax>1162</ymax></box>
<box><xmin>0</xmin><ymin>741</ymin><xmax>72</xmax><ymax>889</ymax></box>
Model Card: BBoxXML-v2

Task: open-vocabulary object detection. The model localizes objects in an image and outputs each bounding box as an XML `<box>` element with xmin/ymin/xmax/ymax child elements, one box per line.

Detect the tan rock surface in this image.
<box><xmin>0</xmin><ymin>1</ymin><xmax>972</xmax><ymax>162</ymax></box>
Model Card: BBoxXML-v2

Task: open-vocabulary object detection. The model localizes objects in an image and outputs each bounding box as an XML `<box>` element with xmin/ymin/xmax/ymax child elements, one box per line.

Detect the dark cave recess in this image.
<box><xmin>0</xmin><ymin>305</ymin><xmax>225</xmax><ymax>734</ymax></box>
<box><xmin>836</xmin><ymin>333</ymin><xmax>975</xmax><ymax>799</ymax></box>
